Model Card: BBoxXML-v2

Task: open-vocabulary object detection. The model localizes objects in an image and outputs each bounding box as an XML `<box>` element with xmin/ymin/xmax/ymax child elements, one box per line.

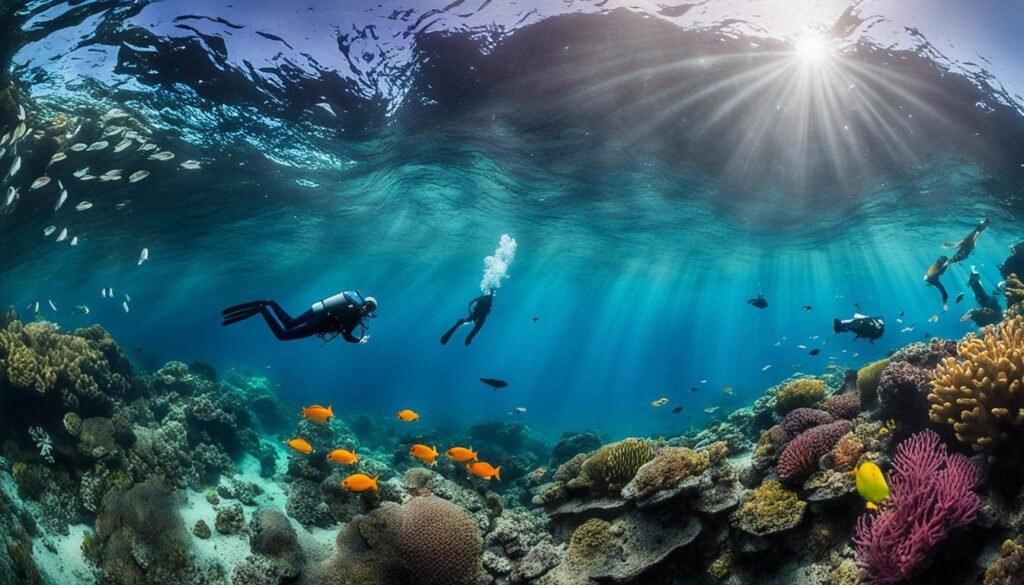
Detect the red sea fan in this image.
<box><xmin>853</xmin><ymin>430</ymin><xmax>982</xmax><ymax>584</ymax></box>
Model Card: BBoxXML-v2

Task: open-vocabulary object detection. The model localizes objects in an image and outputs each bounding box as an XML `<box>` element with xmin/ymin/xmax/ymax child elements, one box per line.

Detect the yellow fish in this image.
<box><xmin>326</xmin><ymin>448</ymin><xmax>359</xmax><ymax>465</ymax></box>
<box><xmin>854</xmin><ymin>462</ymin><xmax>890</xmax><ymax>510</ymax></box>
<box><xmin>340</xmin><ymin>473</ymin><xmax>379</xmax><ymax>493</ymax></box>
<box><xmin>650</xmin><ymin>397</ymin><xmax>669</xmax><ymax>407</ymax></box>
<box><xmin>396</xmin><ymin>409</ymin><xmax>420</xmax><ymax>422</ymax></box>
<box><xmin>285</xmin><ymin>438</ymin><xmax>313</xmax><ymax>455</ymax></box>
<box><xmin>445</xmin><ymin>446</ymin><xmax>478</xmax><ymax>462</ymax></box>
<box><xmin>467</xmin><ymin>461</ymin><xmax>502</xmax><ymax>481</ymax></box>
<box><xmin>301</xmin><ymin>404</ymin><xmax>335</xmax><ymax>424</ymax></box>
<box><xmin>409</xmin><ymin>444</ymin><xmax>438</xmax><ymax>465</ymax></box>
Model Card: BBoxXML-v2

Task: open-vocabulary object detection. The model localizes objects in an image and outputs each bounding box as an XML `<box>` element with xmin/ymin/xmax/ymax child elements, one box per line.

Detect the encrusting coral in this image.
<box><xmin>775</xmin><ymin>379</ymin><xmax>826</xmax><ymax>415</ymax></box>
<box><xmin>731</xmin><ymin>480</ymin><xmax>806</xmax><ymax>536</ymax></box>
<box><xmin>929</xmin><ymin>315</ymin><xmax>1024</xmax><ymax>463</ymax></box>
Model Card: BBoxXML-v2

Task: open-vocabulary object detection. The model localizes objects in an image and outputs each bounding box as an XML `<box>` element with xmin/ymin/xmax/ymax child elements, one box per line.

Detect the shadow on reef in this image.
<box><xmin>4</xmin><ymin>290</ymin><xmax>1024</xmax><ymax>584</ymax></box>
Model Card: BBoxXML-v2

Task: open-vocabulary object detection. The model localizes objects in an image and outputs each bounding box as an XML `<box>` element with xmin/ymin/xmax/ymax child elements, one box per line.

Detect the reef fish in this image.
<box><xmin>466</xmin><ymin>461</ymin><xmax>502</xmax><ymax>481</ymax></box>
<box><xmin>704</xmin><ymin>407</ymin><xmax>719</xmax><ymax>414</ymax></box>
<box><xmin>409</xmin><ymin>444</ymin><xmax>438</xmax><ymax>465</ymax></box>
<box><xmin>722</xmin><ymin>386</ymin><xmax>734</xmax><ymax>394</ymax></box>
<box><xmin>480</xmin><ymin>377</ymin><xmax>508</xmax><ymax>389</ymax></box>
<box><xmin>148</xmin><ymin>150</ymin><xmax>175</xmax><ymax>161</ymax></box>
<box><xmin>75</xmin><ymin>201</ymin><xmax>93</xmax><ymax>211</ymax></box>
<box><xmin>955</xmin><ymin>292</ymin><xmax>965</xmax><ymax>304</ymax></box>
<box><xmin>650</xmin><ymin>397</ymin><xmax>669</xmax><ymax>407</ymax></box>
<box><xmin>138</xmin><ymin>247</ymin><xmax>149</xmax><ymax>266</ymax></box>
<box><xmin>300</xmin><ymin>404</ymin><xmax>335</xmax><ymax>424</ymax></box>
<box><xmin>55</xmin><ymin>189</ymin><xmax>67</xmax><ymax>211</ymax></box>
<box><xmin>803</xmin><ymin>305</ymin><xmax>813</xmax><ymax>311</ymax></box>
<box><xmin>854</xmin><ymin>461</ymin><xmax>890</xmax><ymax>510</ymax></box>
<box><xmin>128</xmin><ymin>170</ymin><xmax>149</xmax><ymax>183</ymax></box>
<box><xmin>180</xmin><ymin>159</ymin><xmax>201</xmax><ymax>170</ymax></box>
<box><xmin>446</xmin><ymin>446</ymin><xmax>478</xmax><ymax>462</ymax></box>
<box><xmin>70</xmin><ymin>143</ymin><xmax>88</xmax><ymax>152</ymax></box>
<box><xmin>396</xmin><ymin>409</ymin><xmax>419</xmax><ymax>422</ymax></box>
<box><xmin>71</xmin><ymin>305</ymin><xmax>90</xmax><ymax>315</ymax></box>
<box><xmin>285</xmin><ymin>438</ymin><xmax>313</xmax><ymax>455</ymax></box>
<box><xmin>809</xmin><ymin>349</ymin><xmax>821</xmax><ymax>356</ymax></box>
<box><xmin>928</xmin><ymin>314</ymin><xmax>939</xmax><ymax>323</ymax></box>
<box><xmin>30</xmin><ymin>176</ymin><xmax>50</xmax><ymax>190</ymax></box>
<box><xmin>672</xmin><ymin>406</ymin><xmax>683</xmax><ymax>414</ymax></box>
<box><xmin>340</xmin><ymin>473</ymin><xmax>378</xmax><ymax>492</ymax></box>
<box><xmin>326</xmin><ymin>448</ymin><xmax>359</xmax><ymax>465</ymax></box>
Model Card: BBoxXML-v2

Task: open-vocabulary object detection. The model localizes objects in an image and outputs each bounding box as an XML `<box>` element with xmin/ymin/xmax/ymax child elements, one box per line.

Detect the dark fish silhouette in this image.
<box><xmin>531</xmin><ymin>316</ymin><xmax>540</xmax><ymax>322</ymax></box>
<box><xmin>809</xmin><ymin>349</ymin><xmax>821</xmax><ymax>356</ymax></box>
<box><xmin>672</xmin><ymin>406</ymin><xmax>683</xmax><ymax>414</ymax></box>
<box><xmin>480</xmin><ymin>378</ymin><xmax>508</xmax><ymax>389</ymax></box>
<box><xmin>803</xmin><ymin>305</ymin><xmax>813</xmax><ymax>311</ymax></box>
<box><xmin>689</xmin><ymin>387</ymin><xmax>698</xmax><ymax>392</ymax></box>
<box><xmin>955</xmin><ymin>292</ymin><xmax>965</xmax><ymax>304</ymax></box>
<box><xmin>747</xmin><ymin>294</ymin><xmax>768</xmax><ymax>309</ymax></box>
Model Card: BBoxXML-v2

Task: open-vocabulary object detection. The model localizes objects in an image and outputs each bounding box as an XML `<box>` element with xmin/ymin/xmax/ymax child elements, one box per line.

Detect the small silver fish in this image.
<box><xmin>34</xmin><ymin>301</ymin><xmax>39</xmax><ymax>313</ymax></box>
<box><xmin>124</xmin><ymin>294</ymin><xmax>131</xmax><ymax>302</ymax></box>
<box><xmin>761</xmin><ymin>364</ymin><xmax>772</xmax><ymax>371</ymax></box>
<box><xmin>75</xmin><ymin>201</ymin><xmax>93</xmax><ymax>211</ymax></box>
<box><xmin>86</xmin><ymin>141</ymin><xmax>109</xmax><ymax>151</ymax></box>
<box><xmin>0</xmin><ymin>132</ymin><xmax>8</xmax><ymax>146</ymax></box>
<box><xmin>12</xmin><ymin>122</ymin><xmax>27</xmax><ymax>141</ymax></box>
<box><xmin>17</xmin><ymin>104</ymin><xmax>25</xmax><ymax>121</ymax></box>
<box><xmin>31</xmin><ymin>176</ymin><xmax>52</xmax><ymax>190</ymax></box>
<box><xmin>0</xmin><ymin>147</ymin><xmax>5</xmax><ymax>159</ymax></box>
<box><xmin>43</xmin><ymin>225</ymin><xmax>56</xmax><ymax>236</ymax></box>
<box><xmin>180</xmin><ymin>159</ymin><xmax>201</xmax><ymax>170</ymax></box>
<box><xmin>128</xmin><ymin>170</ymin><xmax>149</xmax><ymax>183</ymax></box>
<box><xmin>4</xmin><ymin>186</ymin><xmax>17</xmax><ymax>206</ymax></box>
<box><xmin>138</xmin><ymin>143</ymin><xmax>158</xmax><ymax>152</ymax></box>
<box><xmin>70</xmin><ymin>143</ymin><xmax>88</xmax><ymax>152</ymax></box>
<box><xmin>113</xmin><ymin>139</ymin><xmax>133</xmax><ymax>153</ymax></box>
<box><xmin>55</xmin><ymin>190</ymin><xmax>67</xmax><ymax>211</ymax></box>
<box><xmin>102</xmin><ymin>126</ymin><xmax>125</xmax><ymax>138</ymax></box>
<box><xmin>56</xmin><ymin>228</ymin><xmax>68</xmax><ymax>242</ymax></box>
<box><xmin>73</xmin><ymin>167</ymin><xmax>90</xmax><ymax>178</ymax></box>
<box><xmin>103</xmin><ymin>108</ymin><xmax>128</xmax><ymax>121</ymax></box>
<box><xmin>101</xmin><ymin>288</ymin><xmax>108</xmax><ymax>298</ymax></box>
<box><xmin>70</xmin><ymin>236</ymin><xmax>78</xmax><ymax>246</ymax></box>
<box><xmin>48</xmin><ymin>300</ymin><xmax>57</xmax><ymax>311</ymax></box>
<box><xmin>8</xmin><ymin>156</ymin><xmax>21</xmax><ymax>177</ymax></box>
<box><xmin>99</xmin><ymin>170</ymin><xmax>122</xmax><ymax>182</ymax></box>
<box><xmin>49</xmin><ymin>152</ymin><xmax>67</xmax><ymax>164</ymax></box>
<box><xmin>122</xmin><ymin>301</ymin><xmax>130</xmax><ymax>313</ymax></box>
<box><xmin>148</xmin><ymin>151</ymin><xmax>174</xmax><ymax>161</ymax></box>
<box><xmin>79</xmin><ymin>174</ymin><xmax>96</xmax><ymax>181</ymax></box>
<box><xmin>137</xmin><ymin>247</ymin><xmax>149</xmax><ymax>266</ymax></box>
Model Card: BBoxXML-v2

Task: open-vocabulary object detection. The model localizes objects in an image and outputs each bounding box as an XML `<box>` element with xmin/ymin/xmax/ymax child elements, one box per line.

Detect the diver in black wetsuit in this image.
<box><xmin>222</xmin><ymin>291</ymin><xmax>377</xmax><ymax>343</ymax></box>
<box><xmin>923</xmin><ymin>255</ymin><xmax>951</xmax><ymax>309</ymax></box>
<box><xmin>946</xmin><ymin>217</ymin><xmax>990</xmax><ymax>264</ymax></box>
<box><xmin>962</xmin><ymin>267</ymin><xmax>1002</xmax><ymax>327</ymax></box>
<box><xmin>441</xmin><ymin>293</ymin><xmax>493</xmax><ymax>346</ymax></box>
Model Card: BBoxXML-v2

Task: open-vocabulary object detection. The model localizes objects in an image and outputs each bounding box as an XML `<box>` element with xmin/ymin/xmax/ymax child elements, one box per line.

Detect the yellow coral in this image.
<box><xmin>567</xmin><ymin>519</ymin><xmax>614</xmax><ymax>560</ymax></box>
<box><xmin>579</xmin><ymin>438</ymin><xmax>653</xmax><ymax>493</ymax></box>
<box><xmin>731</xmin><ymin>480</ymin><xmax>806</xmax><ymax>536</ymax></box>
<box><xmin>708</xmin><ymin>550</ymin><xmax>733</xmax><ymax>582</ymax></box>
<box><xmin>1005</xmin><ymin>274</ymin><xmax>1024</xmax><ymax>318</ymax></box>
<box><xmin>857</xmin><ymin>359</ymin><xmax>890</xmax><ymax>403</ymax></box>
<box><xmin>929</xmin><ymin>316</ymin><xmax>1024</xmax><ymax>463</ymax></box>
<box><xmin>776</xmin><ymin>379</ymin><xmax>826</xmax><ymax>415</ymax></box>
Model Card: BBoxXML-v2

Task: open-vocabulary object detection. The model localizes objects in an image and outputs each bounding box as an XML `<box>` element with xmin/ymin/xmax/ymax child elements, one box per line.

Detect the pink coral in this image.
<box><xmin>821</xmin><ymin>393</ymin><xmax>860</xmax><ymax>420</ymax></box>
<box><xmin>777</xmin><ymin>420</ymin><xmax>853</xmax><ymax>483</ymax></box>
<box><xmin>780</xmin><ymin>408</ymin><xmax>836</xmax><ymax>443</ymax></box>
<box><xmin>877</xmin><ymin>361</ymin><xmax>932</xmax><ymax>416</ymax></box>
<box><xmin>854</xmin><ymin>430</ymin><xmax>981</xmax><ymax>584</ymax></box>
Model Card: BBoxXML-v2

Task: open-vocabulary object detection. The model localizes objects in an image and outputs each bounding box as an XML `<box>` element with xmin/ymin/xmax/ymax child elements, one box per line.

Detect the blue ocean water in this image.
<box><xmin>1</xmin><ymin>0</ymin><xmax>1023</xmax><ymax>445</ymax></box>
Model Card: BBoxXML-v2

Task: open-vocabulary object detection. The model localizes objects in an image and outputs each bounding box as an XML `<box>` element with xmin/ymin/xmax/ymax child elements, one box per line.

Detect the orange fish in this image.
<box><xmin>467</xmin><ymin>461</ymin><xmax>502</xmax><ymax>481</ymax></box>
<box><xmin>396</xmin><ymin>409</ymin><xmax>420</xmax><ymax>422</ymax></box>
<box><xmin>285</xmin><ymin>438</ymin><xmax>313</xmax><ymax>455</ymax></box>
<box><xmin>409</xmin><ymin>444</ymin><xmax>438</xmax><ymax>465</ymax></box>
<box><xmin>301</xmin><ymin>404</ymin><xmax>335</xmax><ymax>424</ymax></box>
<box><xmin>326</xmin><ymin>448</ymin><xmax>359</xmax><ymax>465</ymax></box>
<box><xmin>340</xmin><ymin>473</ymin><xmax>379</xmax><ymax>492</ymax></box>
<box><xmin>445</xmin><ymin>446</ymin><xmax>478</xmax><ymax>462</ymax></box>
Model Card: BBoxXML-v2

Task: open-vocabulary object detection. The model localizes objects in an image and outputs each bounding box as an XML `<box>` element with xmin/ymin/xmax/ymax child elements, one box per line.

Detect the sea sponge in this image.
<box><xmin>621</xmin><ymin>446</ymin><xmax>709</xmax><ymax>500</ymax></box>
<box><xmin>776</xmin><ymin>379</ymin><xmax>826</xmax><ymax>415</ymax></box>
<box><xmin>577</xmin><ymin>438</ymin><xmax>653</xmax><ymax>494</ymax></box>
<box><xmin>984</xmin><ymin>539</ymin><xmax>1024</xmax><ymax>585</ymax></box>
<box><xmin>777</xmin><ymin>420</ymin><xmax>854</xmax><ymax>483</ymax></box>
<box><xmin>392</xmin><ymin>495</ymin><xmax>483</xmax><ymax>585</ymax></box>
<box><xmin>929</xmin><ymin>315</ymin><xmax>1024</xmax><ymax>463</ymax></box>
<box><xmin>731</xmin><ymin>480</ymin><xmax>806</xmax><ymax>536</ymax></box>
<box><xmin>830</xmin><ymin>433</ymin><xmax>865</xmax><ymax>471</ymax></box>
<box><xmin>821</xmin><ymin>393</ymin><xmax>860</xmax><ymax>420</ymax></box>
<box><xmin>857</xmin><ymin>359</ymin><xmax>890</xmax><ymax>405</ymax></box>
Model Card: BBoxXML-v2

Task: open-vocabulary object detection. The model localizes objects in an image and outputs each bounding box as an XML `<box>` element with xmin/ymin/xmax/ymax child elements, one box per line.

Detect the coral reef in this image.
<box><xmin>775</xmin><ymin>379</ymin><xmax>826</xmax><ymax>415</ymax></box>
<box><xmin>777</xmin><ymin>420</ymin><xmax>854</xmax><ymax>483</ymax></box>
<box><xmin>572</xmin><ymin>438</ymin><xmax>653</xmax><ymax>495</ymax></box>
<box><xmin>877</xmin><ymin>360</ymin><xmax>933</xmax><ymax>425</ymax></box>
<box><xmin>821</xmin><ymin>393</ymin><xmax>860</xmax><ymax>420</ymax></box>
<box><xmin>930</xmin><ymin>316</ymin><xmax>1024</xmax><ymax>463</ymax></box>
<box><xmin>857</xmin><ymin>359</ymin><xmax>890</xmax><ymax>406</ymax></box>
<box><xmin>984</xmin><ymin>539</ymin><xmax>1024</xmax><ymax>585</ymax></box>
<box><xmin>620</xmin><ymin>446</ymin><xmax>708</xmax><ymax>500</ymax></box>
<box><xmin>854</xmin><ymin>430</ymin><xmax>981</xmax><ymax>584</ymax></box>
<box><xmin>731</xmin><ymin>480</ymin><xmax>806</xmax><ymax>536</ymax></box>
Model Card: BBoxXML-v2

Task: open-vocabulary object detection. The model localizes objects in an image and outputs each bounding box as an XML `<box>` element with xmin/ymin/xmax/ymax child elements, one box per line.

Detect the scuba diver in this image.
<box><xmin>961</xmin><ymin>266</ymin><xmax>1002</xmax><ymax>327</ymax></box>
<box><xmin>923</xmin><ymin>255</ymin><xmax>951</xmax><ymax>310</ymax></box>
<box><xmin>834</xmin><ymin>313</ymin><xmax>885</xmax><ymax>342</ymax></box>
<box><xmin>946</xmin><ymin>217</ymin><xmax>990</xmax><ymax>264</ymax></box>
<box><xmin>747</xmin><ymin>293</ymin><xmax>768</xmax><ymax>309</ymax></box>
<box><xmin>441</xmin><ymin>292</ymin><xmax>493</xmax><ymax>346</ymax></box>
<box><xmin>221</xmin><ymin>290</ymin><xmax>377</xmax><ymax>343</ymax></box>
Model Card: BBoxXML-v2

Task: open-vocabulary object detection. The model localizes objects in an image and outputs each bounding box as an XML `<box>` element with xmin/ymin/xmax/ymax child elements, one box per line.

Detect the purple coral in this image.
<box><xmin>777</xmin><ymin>420</ymin><xmax>853</xmax><ymax>483</ymax></box>
<box><xmin>853</xmin><ymin>430</ymin><xmax>981</xmax><ymax>584</ymax></box>
<box><xmin>780</xmin><ymin>408</ymin><xmax>836</xmax><ymax>444</ymax></box>
<box><xmin>821</xmin><ymin>393</ymin><xmax>860</xmax><ymax>420</ymax></box>
<box><xmin>877</xmin><ymin>361</ymin><xmax>933</xmax><ymax>416</ymax></box>
<box><xmin>890</xmin><ymin>338</ymin><xmax>957</xmax><ymax>369</ymax></box>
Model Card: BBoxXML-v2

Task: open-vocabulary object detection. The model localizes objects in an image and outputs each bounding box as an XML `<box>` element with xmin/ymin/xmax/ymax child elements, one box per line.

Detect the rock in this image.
<box><xmin>249</xmin><ymin>508</ymin><xmax>302</xmax><ymax>578</ymax></box>
<box><xmin>77</xmin><ymin>417</ymin><xmax>117</xmax><ymax>459</ymax></box>
<box><xmin>216</xmin><ymin>503</ymin><xmax>246</xmax><ymax>535</ymax></box>
<box><xmin>193</xmin><ymin>520</ymin><xmax>212</xmax><ymax>539</ymax></box>
<box><xmin>512</xmin><ymin>539</ymin><xmax>565</xmax><ymax>582</ymax></box>
<box><xmin>549</xmin><ymin>497</ymin><xmax>629</xmax><ymax>519</ymax></box>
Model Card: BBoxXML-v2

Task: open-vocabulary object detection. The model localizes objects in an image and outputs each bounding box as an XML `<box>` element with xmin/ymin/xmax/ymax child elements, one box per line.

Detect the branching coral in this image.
<box><xmin>929</xmin><ymin>315</ymin><xmax>1024</xmax><ymax>463</ymax></box>
<box><xmin>731</xmin><ymin>480</ymin><xmax>805</xmax><ymax>536</ymax></box>
<box><xmin>777</xmin><ymin>420</ymin><xmax>853</xmax><ymax>483</ymax></box>
<box><xmin>775</xmin><ymin>379</ymin><xmax>826</xmax><ymax>415</ymax></box>
<box><xmin>854</xmin><ymin>430</ymin><xmax>981</xmax><ymax>584</ymax></box>
<box><xmin>28</xmin><ymin>426</ymin><xmax>54</xmax><ymax>463</ymax></box>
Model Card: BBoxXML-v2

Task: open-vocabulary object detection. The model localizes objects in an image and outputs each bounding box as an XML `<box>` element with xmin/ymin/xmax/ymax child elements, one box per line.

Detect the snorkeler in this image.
<box><xmin>923</xmin><ymin>255</ymin><xmax>951</xmax><ymax>310</ymax></box>
<box><xmin>946</xmin><ymin>217</ymin><xmax>990</xmax><ymax>264</ymax></box>
<box><xmin>221</xmin><ymin>291</ymin><xmax>377</xmax><ymax>343</ymax></box>
<box><xmin>833</xmin><ymin>313</ymin><xmax>885</xmax><ymax>342</ymax></box>
<box><xmin>961</xmin><ymin>266</ymin><xmax>1002</xmax><ymax>327</ymax></box>
<box><xmin>441</xmin><ymin>292</ymin><xmax>494</xmax><ymax>346</ymax></box>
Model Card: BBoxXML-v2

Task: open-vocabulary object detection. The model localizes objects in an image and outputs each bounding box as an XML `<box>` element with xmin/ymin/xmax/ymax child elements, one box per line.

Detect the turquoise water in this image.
<box><xmin>2</xmin><ymin>1</ymin><xmax>1023</xmax><ymax>441</ymax></box>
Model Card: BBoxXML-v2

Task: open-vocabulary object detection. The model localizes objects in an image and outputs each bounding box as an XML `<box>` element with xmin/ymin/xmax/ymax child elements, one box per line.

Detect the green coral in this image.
<box><xmin>856</xmin><ymin>359</ymin><xmax>890</xmax><ymax>405</ymax></box>
<box><xmin>984</xmin><ymin>539</ymin><xmax>1024</xmax><ymax>585</ymax></box>
<box><xmin>731</xmin><ymin>480</ymin><xmax>806</xmax><ymax>536</ymax></box>
<box><xmin>828</xmin><ymin>557</ymin><xmax>864</xmax><ymax>585</ymax></box>
<box><xmin>775</xmin><ymin>379</ymin><xmax>826</xmax><ymax>415</ymax></box>
<box><xmin>567</xmin><ymin>519</ymin><xmax>614</xmax><ymax>560</ymax></box>
<box><xmin>708</xmin><ymin>550</ymin><xmax>733</xmax><ymax>582</ymax></box>
<box><xmin>577</xmin><ymin>438</ymin><xmax>653</xmax><ymax>493</ymax></box>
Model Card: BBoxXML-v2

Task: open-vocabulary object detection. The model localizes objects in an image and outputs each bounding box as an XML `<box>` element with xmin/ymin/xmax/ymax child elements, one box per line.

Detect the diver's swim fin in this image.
<box><xmin>440</xmin><ymin>320</ymin><xmax>464</xmax><ymax>345</ymax></box>
<box><xmin>221</xmin><ymin>301</ymin><xmax>265</xmax><ymax>316</ymax></box>
<box><xmin>222</xmin><ymin>306</ymin><xmax>263</xmax><ymax>326</ymax></box>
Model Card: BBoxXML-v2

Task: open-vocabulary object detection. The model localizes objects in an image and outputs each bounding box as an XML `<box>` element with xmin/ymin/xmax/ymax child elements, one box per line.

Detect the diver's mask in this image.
<box><xmin>363</xmin><ymin>296</ymin><xmax>378</xmax><ymax>318</ymax></box>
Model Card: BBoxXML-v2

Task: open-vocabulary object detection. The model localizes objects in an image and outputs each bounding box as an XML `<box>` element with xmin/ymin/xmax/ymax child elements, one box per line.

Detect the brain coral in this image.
<box><xmin>929</xmin><ymin>316</ymin><xmax>1024</xmax><ymax>463</ymax></box>
<box><xmin>776</xmin><ymin>379</ymin><xmax>826</xmax><ymax>415</ymax></box>
<box><xmin>392</xmin><ymin>496</ymin><xmax>483</xmax><ymax>585</ymax></box>
<box><xmin>578</xmin><ymin>438</ymin><xmax>653</xmax><ymax>493</ymax></box>
<box><xmin>777</xmin><ymin>420</ymin><xmax>854</xmax><ymax>483</ymax></box>
<box><xmin>731</xmin><ymin>480</ymin><xmax>806</xmax><ymax>536</ymax></box>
